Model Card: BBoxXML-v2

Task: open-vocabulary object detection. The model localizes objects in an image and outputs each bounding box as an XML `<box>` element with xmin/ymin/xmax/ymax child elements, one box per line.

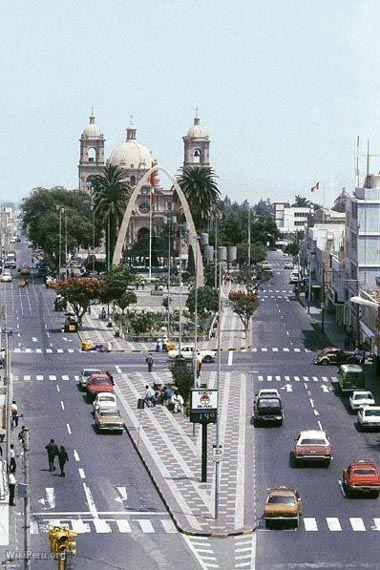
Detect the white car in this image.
<box><xmin>358</xmin><ymin>406</ymin><xmax>380</xmax><ymax>430</ymax></box>
<box><xmin>79</xmin><ymin>368</ymin><xmax>101</xmax><ymax>389</ymax></box>
<box><xmin>256</xmin><ymin>389</ymin><xmax>281</xmax><ymax>400</ymax></box>
<box><xmin>349</xmin><ymin>391</ymin><xmax>375</xmax><ymax>412</ymax></box>
<box><xmin>0</xmin><ymin>271</ymin><xmax>12</xmax><ymax>283</ymax></box>
<box><xmin>92</xmin><ymin>393</ymin><xmax>117</xmax><ymax>412</ymax></box>
<box><xmin>168</xmin><ymin>345</ymin><xmax>216</xmax><ymax>363</ymax></box>
<box><xmin>284</xmin><ymin>261</ymin><xmax>294</xmax><ymax>269</ymax></box>
<box><xmin>289</xmin><ymin>272</ymin><xmax>299</xmax><ymax>284</ymax></box>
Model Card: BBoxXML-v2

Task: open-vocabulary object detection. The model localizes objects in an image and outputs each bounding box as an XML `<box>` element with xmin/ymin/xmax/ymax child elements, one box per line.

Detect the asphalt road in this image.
<box><xmin>251</xmin><ymin>251</ymin><xmax>380</xmax><ymax>570</ymax></box>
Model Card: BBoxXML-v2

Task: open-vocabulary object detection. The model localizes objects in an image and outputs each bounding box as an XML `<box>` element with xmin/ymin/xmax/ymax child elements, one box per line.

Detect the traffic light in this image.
<box><xmin>49</xmin><ymin>527</ymin><xmax>77</xmax><ymax>557</ymax></box>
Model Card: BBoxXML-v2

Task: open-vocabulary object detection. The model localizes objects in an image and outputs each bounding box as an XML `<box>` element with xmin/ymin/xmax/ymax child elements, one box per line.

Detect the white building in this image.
<box><xmin>274</xmin><ymin>203</ymin><xmax>310</xmax><ymax>239</ymax></box>
<box><xmin>345</xmin><ymin>174</ymin><xmax>380</xmax><ymax>334</ymax></box>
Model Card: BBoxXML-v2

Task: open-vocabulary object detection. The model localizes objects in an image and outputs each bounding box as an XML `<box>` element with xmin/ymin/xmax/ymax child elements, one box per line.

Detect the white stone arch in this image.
<box><xmin>112</xmin><ymin>164</ymin><xmax>204</xmax><ymax>286</ymax></box>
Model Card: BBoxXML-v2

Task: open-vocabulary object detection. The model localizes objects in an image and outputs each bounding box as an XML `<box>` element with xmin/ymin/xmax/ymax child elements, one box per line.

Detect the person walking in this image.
<box><xmin>18</xmin><ymin>425</ymin><xmax>27</xmax><ymax>457</ymax></box>
<box><xmin>58</xmin><ymin>446</ymin><xmax>69</xmax><ymax>477</ymax></box>
<box><xmin>10</xmin><ymin>401</ymin><xmax>18</xmax><ymax>429</ymax></box>
<box><xmin>146</xmin><ymin>354</ymin><xmax>154</xmax><ymax>373</ymax></box>
<box><xmin>45</xmin><ymin>439</ymin><xmax>59</xmax><ymax>472</ymax></box>
<box><xmin>8</xmin><ymin>471</ymin><xmax>16</xmax><ymax>506</ymax></box>
<box><xmin>9</xmin><ymin>444</ymin><xmax>16</xmax><ymax>473</ymax></box>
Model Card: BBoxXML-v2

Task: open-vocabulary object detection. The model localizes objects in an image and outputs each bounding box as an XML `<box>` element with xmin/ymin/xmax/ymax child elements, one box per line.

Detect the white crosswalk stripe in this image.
<box><xmin>32</xmin><ymin>517</ymin><xmax>177</xmax><ymax>535</ymax></box>
<box><xmin>303</xmin><ymin>518</ymin><xmax>318</xmax><ymax>531</ymax></box>
<box><xmin>326</xmin><ymin>517</ymin><xmax>342</xmax><ymax>531</ymax></box>
<box><xmin>264</xmin><ymin>516</ymin><xmax>377</xmax><ymax>533</ymax></box>
<box><xmin>255</xmin><ymin>375</ymin><xmax>336</xmax><ymax>384</ymax></box>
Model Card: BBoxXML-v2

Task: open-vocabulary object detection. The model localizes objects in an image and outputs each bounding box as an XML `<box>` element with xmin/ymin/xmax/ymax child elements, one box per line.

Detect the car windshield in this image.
<box><xmin>98</xmin><ymin>396</ymin><xmax>114</xmax><ymax>402</ymax></box>
<box><xmin>268</xmin><ymin>496</ymin><xmax>296</xmax><ymax>504</ymax></box>
<box><xmin>90</xmin><ymin>378</ymin><xmax>111</xmax><ymax>385</ymax></box>
<box><xmin>299</xmin><ymin>438</ymin><xmax>327</xmax><ymax>445</ymax></box>
<box><xmin>85</xmin><ymin>370</ymin><xmax>100</xmax><ymax>377</ymax></box>
<box><xmin>100</xmin><ymin>410</ymin><xmax>120</xmax><ymax>416</ymax></box>
<box><xmin>353</xmin><ymin>469</ymin><xmax>377</xmax><ymax>475</ymax></box>
<box><xmin>354</xmin><ymin>393</ymin><xmax>372</xmax><ymax>400</ymax></box>
<box><xmin>365</xmin><ymin>410</ymin><xmax>380</xmax><ymax>417</ymax></box>
<box><xmin>258</xmin><ymin>398</ymin><xmax>281</xmax><ymax>408</ymax></box>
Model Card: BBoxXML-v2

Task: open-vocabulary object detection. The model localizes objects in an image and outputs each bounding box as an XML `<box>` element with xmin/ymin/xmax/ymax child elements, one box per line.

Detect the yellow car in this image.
<box><xmin>94</xmin><ymin>408</ymin><xmax>125</xmax><ymax>434</ymax></box>
<box><xmin>264</xmin><ymin>487</ymin><xmax>302</xmax><ymax>528</ymax></box>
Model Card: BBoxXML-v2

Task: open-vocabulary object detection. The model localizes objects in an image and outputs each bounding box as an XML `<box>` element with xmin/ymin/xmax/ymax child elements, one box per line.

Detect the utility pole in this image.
<box><xmin>107</xmin><ymin>210</ymin><xmax>111</xmax><ymax>272</ymax></box>
<box><xmin>214</xmin><ymin>219</ymin><xmax>218</xmax><ymax>289</ymax></box>
<box><xmin>149</xmin><ymin>187</ymin><xmax>153</xmax><ymax>281</ymax></box>
<box><xmin>167</xmin><ymin>218</ymin><xmax>171</xmax><ymax>337</ymax></box>
<box><xmin>23</xmin><ymin>428</ymin><xmax>30</xmax><ymax>570</ymax></box>
<box><xmin>178</xmin><ymin>223</ymin><xmax>182</xmax><ymax>353</ymax></box>
<box><xmin>192</xmin><ymin>234</ymin><xmax>199</xmax><ymax>438</ymax></box>
<box><xmin>214</xmin><ymin>252</ymin><xmax>223</xmax><ymax>518</ymax></box>
<box><xmin>57</xmin><ymin>206</ymin><xmax>62</xmax><ymax>281</ymax></box>
<box><xmin>307</xmin><ymin>249</ymin><xmax>312</xmax><ymax>314</ymax></box>
<box><xmin>64</xmin><ymin>210</ymin><xmax>68</xmax><ymax>279</ymax></box>
<box><xmin>321</xmin><ymin>266</ymin><xmax>325</xmax><ymax>334</ymax></box>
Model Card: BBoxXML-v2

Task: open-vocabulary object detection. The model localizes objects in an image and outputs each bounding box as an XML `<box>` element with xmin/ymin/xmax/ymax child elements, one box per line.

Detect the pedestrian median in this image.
<box><xmin>115</xmin><ymin>369</ymin><xmax>256</xmax><ymax>537</ymax></box>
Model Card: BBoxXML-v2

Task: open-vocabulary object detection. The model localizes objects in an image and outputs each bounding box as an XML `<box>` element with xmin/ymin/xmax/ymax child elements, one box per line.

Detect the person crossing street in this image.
<box><xmin>58</xmin><ymin>446</ymin><xmax>69</xmax><ymax>477</ymax></box>
<box><xmin>45</xmin><ymin>439</ymin><xmax>59</xmax><ymax>472</ymax></box>
<box><xmin>146</xmin><ymin>353</ymin><xmax>154</xmax><ymax>373</ymax></box>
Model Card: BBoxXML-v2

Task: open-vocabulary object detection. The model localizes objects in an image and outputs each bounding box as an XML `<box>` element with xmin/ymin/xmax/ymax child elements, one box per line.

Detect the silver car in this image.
<box><xmin>79</xmin><ymin>368</ymin><xmax>101</xmax><ymax>389</ymax></box>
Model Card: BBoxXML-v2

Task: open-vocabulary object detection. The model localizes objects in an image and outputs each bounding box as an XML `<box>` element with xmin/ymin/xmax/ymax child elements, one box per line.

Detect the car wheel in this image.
<box><xmin>203</xmin><ymin>355</ymin><xmax>212</xmax><ymax>363</ymax></box>
<box><xmin>320</xmin><ymin>358</ymin><xmax>330</xmax><ymax>366</ymax></box>
<box><xmin>371</xmin><ymin>491</ymin><xmax>379</xmax><ymax>499</ymax></box>
<box><xmin>347</xmin><ymin>357</ymin><xmax>357</xmax><ymax>364</ymax></box>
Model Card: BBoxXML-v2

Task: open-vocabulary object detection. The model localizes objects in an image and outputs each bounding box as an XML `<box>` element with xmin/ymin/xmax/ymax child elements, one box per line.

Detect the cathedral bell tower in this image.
<box><xmin>182</xmin><ymin>111</ymin><xmax>210</xmax><ymax>168</ymax></box>
<box><xmin>78</xmin><ymin>111</ymin><xmax>105</xmax><ymax>191</ymax></box>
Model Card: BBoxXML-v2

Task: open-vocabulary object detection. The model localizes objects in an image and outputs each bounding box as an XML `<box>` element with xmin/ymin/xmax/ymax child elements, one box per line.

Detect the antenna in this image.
<box><xmin>91</xmin><ymin>105</ymin><xmax>94</xmax><ymax>116</ymax></box>
<box><xmin>367</xmin><ymin>140</ymin><xmax>370</xmax><ymax>176</ymax></box>
<box><xmin>356</xmin><ymin>136</ymin><xmax>360</xmax><ymax>187</ymax></box>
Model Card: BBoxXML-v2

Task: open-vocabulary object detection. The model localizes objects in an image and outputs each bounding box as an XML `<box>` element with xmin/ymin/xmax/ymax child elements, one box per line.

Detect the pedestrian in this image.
<box><xmin>9</xmin><ymin>444</ymin><xmax>16</xmax><ymax>472</ymax></box>
<box><xmin>58</xmin><ymin>446</ymin><xmax>69</xmax><ymax>477</ymax></box>
<box><xmin>146</xmin><ymin>354</ymin><xmax>154</xmax><ymax>373</ymax></box>
<box><xmin>45</xmin><ymin>439</ymin><xmax>59</xmax><ymax>472</ymax></box>
<box><xmin>18</xmin><ymin>425</ymin><xmax>27</xmax><ymax>457</ymax></box>
<box><xmin>106</xmin><ymin>371</ymin><xmax>114</xmax><ymax>385</ymax></box>
<box><xmin>10</xmin><ymin>401</ymin><xmax>18</xmax><ymax>429</ymax></box>
<box><xmin>144</xmin><ymin>385</ymin><xmax>156</xmax><ymax>407</ymax></box>
<box><xmin>8</xmin><ymin>471</ymin><xmax>16</xmax><ymax>506</ymax></box>
<box><xmin>360</xmin><ymin>349</ymin><xmax>366</xmax><ymax>366</ymax></box>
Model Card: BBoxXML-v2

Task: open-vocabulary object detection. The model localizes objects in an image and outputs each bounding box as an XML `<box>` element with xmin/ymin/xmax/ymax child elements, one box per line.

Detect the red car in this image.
<box><xmin>86</xmin><ymin>374</ymin><xmax>114</xmax><ymax>397</ymax></box>
<box><xmin>342</xmin><ymin>460</ymin><xmax>380</xmax><ymax>498</ymax></box>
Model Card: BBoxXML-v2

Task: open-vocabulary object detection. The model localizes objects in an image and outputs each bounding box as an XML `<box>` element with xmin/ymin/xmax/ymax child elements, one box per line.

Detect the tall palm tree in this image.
<box><xmin>177</xmin><ymin>166</ymin><xmax>220</xmax><ymax>231</ymax></box>
<box><xmin>91</xmin><ymin>164</ymin><xmax>131</xmax><ymax>267</ymax></box>
<box><xmin>293</xmin><ymin>195</ymin><xmax>312</xmax><ymax>208</ymax></box>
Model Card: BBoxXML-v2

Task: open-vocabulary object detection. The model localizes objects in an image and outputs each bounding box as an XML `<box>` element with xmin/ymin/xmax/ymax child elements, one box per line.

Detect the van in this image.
<box><xmin>338</xmin><ymin>364</ymin><xmax>365</xmax><ymax>393</ymax></box>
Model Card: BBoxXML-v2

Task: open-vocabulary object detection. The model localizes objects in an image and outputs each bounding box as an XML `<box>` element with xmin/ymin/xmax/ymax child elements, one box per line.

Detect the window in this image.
<box><xmin>294</xmin><ymin>221</ymin><xmax>306</xmax><ymax>226</ymax></box>
<box><xmin>193</xmin><ymin>149</ymin><xmax>201</xmax><ymax>164</ymax></box>
<box><xmin>351</xmin><ymin>202</ymin><xmax>358</xmax><ymax>219</ymax></box>
<box><xmin>88</xmin><ymin>148</ymin><xmax>96</xmax><ymax>162</ymax></box>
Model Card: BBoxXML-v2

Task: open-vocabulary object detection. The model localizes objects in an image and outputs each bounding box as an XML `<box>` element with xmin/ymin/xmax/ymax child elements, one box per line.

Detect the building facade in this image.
<box><xmin>77</xmin><ymin>113</ymin><xmax>210</xmax><ymax>243</ymax></box>
<box><xmin>274</xmin><ymin>203</ymin><xmax>311</xmax><ymax>240</ymax></box>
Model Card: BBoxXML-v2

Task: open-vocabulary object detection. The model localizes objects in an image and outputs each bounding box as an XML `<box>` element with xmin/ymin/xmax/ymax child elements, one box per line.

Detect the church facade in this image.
<box><xmin>78</xmin><ymin>112</ymin><xmax>210</xmax><ymax>243</ymax></box>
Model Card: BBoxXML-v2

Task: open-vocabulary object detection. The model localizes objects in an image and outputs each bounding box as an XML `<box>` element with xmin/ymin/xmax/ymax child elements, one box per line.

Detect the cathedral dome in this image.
<box><xmin>186</xmin><ymin>115</ymin><xmax>208</xmax><ymax>139</ymax></box>
<box><xmin>81</xmin><ymin>114</ymin><xmax>102</xmax><ymax>139</ymax></box>
<box><xmin>108</xmin><ymin>125</ymin><xmax>154</xmax><ymax>170</ymax></box>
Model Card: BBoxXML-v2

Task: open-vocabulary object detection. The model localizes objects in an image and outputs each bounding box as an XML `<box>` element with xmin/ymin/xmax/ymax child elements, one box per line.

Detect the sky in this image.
<box><xmin>1</xmin><ymin>0</ymin><xmax>380</xmax><ymax>206</ymax></box>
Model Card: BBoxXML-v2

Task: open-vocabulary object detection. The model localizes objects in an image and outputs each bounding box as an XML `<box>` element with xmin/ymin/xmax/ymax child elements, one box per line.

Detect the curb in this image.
<box><xmin>123</xmin><ymin>421</ymin><xmax>256</xmax><ymax>538</ymax></box>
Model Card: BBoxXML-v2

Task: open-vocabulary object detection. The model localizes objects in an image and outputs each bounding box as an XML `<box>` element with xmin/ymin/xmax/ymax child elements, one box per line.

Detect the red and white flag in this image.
<box><xmin>310</xmin><ymin>181</ymin><xmax>319</xmax><ymax>192</ymax></box>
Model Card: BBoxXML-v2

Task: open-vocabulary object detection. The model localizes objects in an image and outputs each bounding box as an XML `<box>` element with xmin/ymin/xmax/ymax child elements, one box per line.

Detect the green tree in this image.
<box><xmin>56</xmin><ymin>277</ymin><xmax>104</xmax><ymax>326</ymax></box>
<box><xmin>177</xmin><ymin>166</ymin><xmax>220</xmax><ymax>231</ymax></box>
<box><xmin>186</xmin><ymin>286</ymin><xmax>218</xmax><ymax>315</ymax></box>
<box><xmin>129</xmin><ymin>313</ymin><xmax>155</xmax><ymax>335</ymax></box>
<box><xmin>169</xmin><ymin>360</ymin><xmax>193</xmax><ymax>406</ymax></box>
<box><xmin>92</xmin><ymin>164</ymin><xmax>131</xmax><ymax>267</ymax></box>
<box><xmin>21</xmin><ymin>187</ymin><xmax>101</xmax><ymax>270</ymax></box>
<box><xmin>250</xmin><ymin>214</ymin><xmax>281</xmax><ymax>248</ymax></box>
<box><xmin>118</xmin><ymin>291</ymin><xmax>137</xmax><ymax>314</ymax></box>
<box><xmin>99</xmin><ymin>265</ymin><xmax>134</xmax><ymax>304</ymax></box>
<box><xmin>228</xmin><ymin>290</ymin><xmax>259</xmax><ymax>348</ymax></box>
<box><xmin>236</xmin><ymin>242</ymin><xmax>267</xmax><ymax>266</ymax></box>
<box><xmin>292</xmin><ymin>195</ymin><xmax>312</xmax><ymax>208</ymax></box>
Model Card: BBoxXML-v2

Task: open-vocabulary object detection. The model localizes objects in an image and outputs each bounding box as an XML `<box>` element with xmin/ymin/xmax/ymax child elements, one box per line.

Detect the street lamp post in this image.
<box><xmin>56</xmin><ymin>206</ymin><xmax>63</xmax><ymax>281</ymax></box>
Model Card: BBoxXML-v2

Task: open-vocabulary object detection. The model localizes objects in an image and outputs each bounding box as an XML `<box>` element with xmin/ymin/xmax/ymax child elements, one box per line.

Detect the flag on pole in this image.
<box><xmin>310</xmin><ymin>181</ymin><xmax>319</xmax><ymax>192</ymax></box>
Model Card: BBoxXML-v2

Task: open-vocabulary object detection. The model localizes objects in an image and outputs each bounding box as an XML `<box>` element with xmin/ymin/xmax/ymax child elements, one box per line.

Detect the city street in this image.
<box><xmin>4</xmin><ymin>244</ymin><xmax>380</xmax><ymax>569</ymax></box>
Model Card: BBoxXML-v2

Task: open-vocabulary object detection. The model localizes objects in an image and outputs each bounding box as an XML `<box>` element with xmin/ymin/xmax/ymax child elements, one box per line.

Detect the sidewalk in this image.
<box><xmin>115</xmin><ymin>369</ymin><xmax>255</xmax><ymax>536</ymax></box>
<box><xmin>298</xmin><ymin>293</ymin><xmax>346</xmax><ymax>348</ymax></box>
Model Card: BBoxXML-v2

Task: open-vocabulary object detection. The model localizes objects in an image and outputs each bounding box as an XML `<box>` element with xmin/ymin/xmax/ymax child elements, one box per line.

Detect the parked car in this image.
<box><xmin>253</xmin><ymin>395</ymin><xmax>283</xmax><ymax>426</ymax></box>
<box><xmin>256</xmin><ymin>389</ymin><xmax>281</xmax><ymax>400</ymax></box>
<box><xmin>342</xmin><ymin>460</ymin><xmax>380</xmax><ymax>497</ymax></box>
<box><xmin>293</xmin><ymin>430</ymin><xmax>332</xmax><ymax>466</ymax></box>
<box><xmin>259</xmin><ymin>261</ymin><xmax>272</xmax><ymax>271</ymax></box>
<box><xmin>0</xmin><ymin>271</ymin><xmax>12</xmax><ymax>283</ymax></box>
<box><xmin>349</xmin><ymin>390</ymin><xmax>375</xmax><ymax>413</ymax></box>
<box><xmin>264</xmin><ymin>487</ymin><xmax>302</xmax><ymax>528</ymax></box>
<box><xmin>289</xmin><ymin>272</ymin><xmax>299</xmax><ymax>284</ymax></box>
<box><xmin>94</xmin><ymin>408</ymin><xmax>124</xmax><ymax>433</ymax></box>
<box><xmin>357</xmin><ymin>406</ymin><xmax>380</xmax><ymax>430</ymax></box>
<box><xmin>86</xmin><ymin>374</ymin><xmax>114</xmax><ymax>398</ymax></box>
<box><xmin>284</xmin><ymin>261</ymin><xmax>294</xmax><ymax>269</ymax></box>
<box><xmin>79</xmin><ymin>368</ymin><xmax>101</xmax><ymax>390</ymax></box>
<box><xmin>314</xmin><ymin>347</ymin><xmax>359</xmax><ymax>366</ymax></box>
<box><xmin>167</xmin><ymin>345</ymin><xmax>216</xmax><ymax>363</ymax></box>
<box><xmin>92</xmin><ymin>393</ymin><xmax>117</xmax><ymax>412</ymax></box>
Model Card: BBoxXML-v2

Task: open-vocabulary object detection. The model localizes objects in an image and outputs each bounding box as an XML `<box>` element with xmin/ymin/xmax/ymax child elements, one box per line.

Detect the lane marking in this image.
<box><xmin>228</xmin><ymin>350</ymin><xmax>233</xmax><ymax>366</ymax></box>
<box><xmin>309</xmin><ymin>399</ymin><xmax>314</xmax><ymax>408</ymax></box>
<box><xmin>56</xmin><ymin>386</ymin><xmax>60</xmax><ymax>392</ymax></box>
<box><xmin>317</xmin><ymin>420</ymin><xmax>323</xmax><ymax>430</ymax></box>
<box><xmin>66</xmin><ymin>424</ymin><xmax>72</xmax><ymax>434</ymax></box>
<box><xmin>93</xmin><ymin>519</ymin><xmax>112</xmax><ymax>533</ymax></box>
<box><xmin>350</xmin><ymin>517</ymin><xmax>366</xmax><ymax>531</ymax></box>
<box><xmin>136</xmin><ymin>519</ymin><xmax>155</xmax><ymax>533</ymax></box>
<box><xmin>73</xmin><ymin>450</ymin><xmax>80</xmax><ymax>462</ymax></box>
<box><xmin>304</xmin><ymin>517</ymin><xmax>318</xmax><ymax>531</ymax></box>
<box><xmin>116</xmin><ymin>519</ymin><xmax>131</xmax><ymax>533</ymax></box>
<box><xmin>60</xmin><ymin>401</ymin><xmax>65</xmax><ymax>411</ymax></box>
<box><xmin>79</xmin><ymin>468</ymin><xmax>86</xmax><ymax>479</ymax></box>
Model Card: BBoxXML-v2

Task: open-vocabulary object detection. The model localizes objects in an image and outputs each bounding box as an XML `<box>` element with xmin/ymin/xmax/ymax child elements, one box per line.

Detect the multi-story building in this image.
<box><xmin>274</xmin><ymin>203</ymin><xmax>311</xmax><ymax>240</ymax></box>
<box><xmin>345</xmin><ymin>174</ymin><xmax>380</xmax><ymax>335</ymax></box>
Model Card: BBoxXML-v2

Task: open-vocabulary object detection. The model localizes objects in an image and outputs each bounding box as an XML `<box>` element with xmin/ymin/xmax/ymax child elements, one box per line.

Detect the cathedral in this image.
<box><xmin>78</xmin><ymin>112</ymin><xmax>210</xmax><ymax>242</ymax></box>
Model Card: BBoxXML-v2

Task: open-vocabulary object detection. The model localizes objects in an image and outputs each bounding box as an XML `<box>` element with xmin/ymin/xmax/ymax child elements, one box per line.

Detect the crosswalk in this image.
<box><xmin>256</xmin><ymin>374</ymin><xmax>337</xmax><ymax>383</ymax></box>
<box><xmin>182</xmin><ymin>535</ymin><xmax>218</xmax><ymax>569</ymax></box>
<box><xmin>12</xmin><ymin>347</ymin><xmax>82</xmax><ymax>354</ymax></box>
<box><xmin>13</xmin><ymin>374</ymin><xmax>79</xmax><ymax>383</ymax></box>
<box><xmin>262</xmin><ymin>516</ymin><xmax>380</xmax><ymax>533</ymax></box>
<box><xmin>31</xmin><ymin>516</ymin><xmax>178</xmax><ymax>535</ymax></box>
<box><xmin>252</xmin><ymin>347</ymin><xmax>311</xmax><ymax>353</ymax></box>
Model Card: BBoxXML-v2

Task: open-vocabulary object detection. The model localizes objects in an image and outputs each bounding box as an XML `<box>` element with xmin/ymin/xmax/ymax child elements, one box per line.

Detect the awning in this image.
<box><xmin>360</xmin><ymin>321</ymin><xmax>375</xmax><ymax>339</ymax></box>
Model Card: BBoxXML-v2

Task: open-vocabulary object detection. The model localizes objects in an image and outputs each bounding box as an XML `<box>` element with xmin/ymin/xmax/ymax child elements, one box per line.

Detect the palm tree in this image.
<box><xmin>293</xmin><ymin>195</ymin><xmax>312</xmax><ymax>208</ymax></box>
<box><xmin>177</xmin><ymin>166</ymin><xmax>220</xmax><ymax>231</ymax></box>
<box><xmin>91</xmin><ymin>164</ymin><xmax>131</xmax><ymax>268</ymax></box>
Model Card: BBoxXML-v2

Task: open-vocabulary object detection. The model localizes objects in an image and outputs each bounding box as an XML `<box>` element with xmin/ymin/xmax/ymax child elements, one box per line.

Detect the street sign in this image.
<box><xmin>190</xmin><ymin>388</ymin><xmax>218</xmax><ymax>424</ymax></box>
